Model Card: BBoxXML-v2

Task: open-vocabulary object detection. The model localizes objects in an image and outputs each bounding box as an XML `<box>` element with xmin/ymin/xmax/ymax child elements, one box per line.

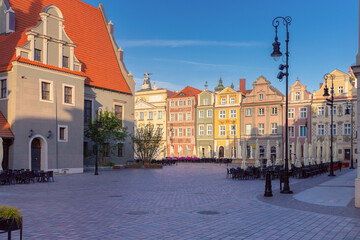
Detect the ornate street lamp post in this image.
<box><xmin>345</xmin><ymin>101</ymin><xmax>355</xmax><ymax>169</ymax></box>
<box><xmin>271</xmin><ymin>16</ymin><xmax>293</xmax><ymax>194</ymax></box>
<box><xmin>323</xmin><ymin>73</ymin><xmax>336</xmax><ymax>176</ymax></box>
<box><xmin>95</xmin><ymin>109</ymin><xmax>103</xmax><ymax>175</ymax></box>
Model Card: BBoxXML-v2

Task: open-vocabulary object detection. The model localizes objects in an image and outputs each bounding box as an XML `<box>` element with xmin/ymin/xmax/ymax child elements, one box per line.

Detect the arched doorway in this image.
<box><xmin>271</xmin><ymin>146</ymin><xmax>276</xmax><ymax>163</ymax></box>
<box><xmin>31</xmin><ymin>138</ymin><xmax>41</xmax><ymax>170</ymax></box>
<box><xmin>219</xmin><ymin>146</ymin><xmax>224</xmax><ymax>158</ymax></box>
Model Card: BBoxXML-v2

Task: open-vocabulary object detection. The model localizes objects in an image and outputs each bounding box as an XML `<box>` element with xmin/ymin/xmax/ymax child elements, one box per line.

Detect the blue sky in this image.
<box><xmin>83</xmin><ymin>0</ymin><xmax>358</xmax><ymax>93</ymax></box>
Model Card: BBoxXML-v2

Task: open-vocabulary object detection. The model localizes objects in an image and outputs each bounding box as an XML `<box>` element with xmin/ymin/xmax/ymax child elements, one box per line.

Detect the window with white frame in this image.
<box><xmin>34</xmin><ymin>49</ymin><xmax>41</xmax><ymax>62</ymax></box>
<box><xmin>170</xmin><ymin>113</ymin><xmax>174</xmax><ymax>121</ymax></box>
<box><xmin>230</xmin><ymin>97</ymin><xmax>235</xmax><ymax>104</ymax></box>
<box><xmin>258</xmin><ymin>108</ymin><xmax>265</xmax><ymax>116</ymax></box>
<box><xmin>317</xmin><ymin>106</ymin><xmax>325</xmax><ymax>116</ymax></box>
<box><xmin>179</xmin><ymin>101</ymin><xmax>183</xmax><ymax>106</ymax></box>
<box><xmin>258</xmin><ymin>123</ymin><xmax>264</xmax><ymax>135</ymax></box>
<box><xmin>186</xmin><ymin>113</ymin><xmax>191</xmax><ymax>120</ymax></box>
<box><xmin>246</xmin><ymin>109</ymin><xmax>251</xmax><ymax>116</ymax></box>
<box><xmin>148</xmin><ymin>112</ymin><xmax>153</xmax><ymax>120</ymax></box>
<box><xmin>230</xmin><ymin>110</ymin><xmax>236</xmax><ymax>118</ymax></box>
<box><xmin>178</xmin><ymin>113</ymin><xmax>183</xmax><ymax>121</ymax></box>
<box><xmin>140</xmin><ymin>112</ymin><xmax>144</xmax><ymax>120</ymax></box>
<box><xmin>329</xmin><ymin>124</ymin><xmax>337</xmax><ymax>135</ymax></box>
<box><xmin>329</xmin><ymin>106</ymin><xmax>337</xmax><ymax>116</ymax></box>
<box><xmin>230</xmin><ymin>125</ymin><xmax>236</xmax><ymax>136</ymax></box>
<box><xmin>40</xmin><ymin>80</ymin><xmax>52</xmax><ymax>101</ymax></box>
<box><xmin>219</xmin><ymin>110</ymin><xmax>226</xmax><ymax>119</ymax></box>
<box><xmin>299</xmin><ymin>126</ymin><xmax>307</xmax><ymax>137</ymax></box>
<box><xmin>187</xmin><ymin>100</ymin><xmax>191</xmax><ymax>105</ymax></box>
<box><xmin>170</xmin><ymin>101</ymin><xmax>174</xmax><ymax>107</ymax></box>
<box><xmin>203</xmin><ymin>99</ymin><xmax>208</xmax><ymax>105</ymax></box>
<box><xmin>259</xmin><ymin>94</ymin><xmax>264</xmax><ymax>100</ymax></box>
<box><xmin>58</xmin><ymin>125</ymin><xmax>68</xmax><ymax>142</ymax></box>
<box><xmin>317</xmin><ymin>124</ymin><xmax>325</xmax><ymax>136</ymax></box>
<box><xmin>295</xmin><ymin>92</ymin><xmax>300</xmax><ymax>100</ymax></box>
<box><xmin>207</xmin><ymin>125</ymin><xmax>213</xmax><ymax>135</ymax></box>
<box><xmin>300</xmin><ymin>108</ymin><xmax>307</xmax><ymax>118</ymax></box>
<box><xmin>199</xmin><ymin>110</ymin><xmax>204</xmax><ymax>118</ymax></box>
<box><xmin>178</xmin><ymin>128</ymin><xmax>183</xmax><ymax>137</ymax></box>
<box><xmin>199</xmin><ymin>126</ymin><xmax>204</xmax><ymax>136</ymax></box>
<box><xmin>338</xmin><ymin>86</ymin><xmax>343</xmax><ymax>94</ymax></box>
<box><xmin>344</xmin><ymin>123</ymin><xmax>351</xmax><ymax>135</ymax></box>
<box><xmin>115</xmin><ymin>105</ymin><xmax>123</xmax><ymax>121</ymax></box>
<box><xmin>158</xmin><ymin>111</ymin><xmax>162</xmax><ymax>119</ymax></box>
<box><xmin>289</xmin><ymin>126</ymin><xmax>295</xmax><ymax>138</ymax></box>
<box><xmin>0</xmin><ymin>79</ymin><xmax>7</xmax><ymax>99</ymax></box>
<box><xmin>271</xmin><ymin>123</ymin><xmax>278</xmax><ymax>134</ymax></box>
<box><xmin>187</xmin><ymin>128</ymin><xmax>191</xmax><ymax>136</ymax></box>
<box><xmin>245</xmin><ymin>124</ymin><xmax>252</xmax><ymax>135</ymax></box>
<box><xmin>219</xmin><ymin>126</ymin><xmax>226</xmax><ymax>136</ymax></box>
<box><xmin>271</xmin><ymin>107</ymin><xmax>277</xmax><ymax>115</ymax></box>
<box><xmin>288</xmin><ymin>109</ymin><xmax>294</xmax><ymax>119</ymax></box>
<box><xmin>207</xmin><ymin>110</ymin><xmax>212</xmax><ymax>118</ymax></box>
<box><xmin>221</xmin><ymin>98</ymin><xmax>226</xmax><ymax>105</ymax></box>
<box><xmin>63</xmin><ymin>85</ymin><xmax>74</xmax><ymax>104</ymax></box>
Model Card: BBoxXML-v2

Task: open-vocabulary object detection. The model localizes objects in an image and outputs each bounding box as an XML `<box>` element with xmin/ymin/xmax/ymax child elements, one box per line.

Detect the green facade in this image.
<box><xmin>196</xmin><ymin>90</ymin><xmax>214</xmax><ymax>158</ymax></box>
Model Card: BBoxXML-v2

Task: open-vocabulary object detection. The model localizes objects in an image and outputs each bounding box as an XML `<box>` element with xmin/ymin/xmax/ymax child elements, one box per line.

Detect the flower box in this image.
<box><xmin>124</xmin><ymin>165</ymin><xmax>142</xmax><ymax>169</ymax></box>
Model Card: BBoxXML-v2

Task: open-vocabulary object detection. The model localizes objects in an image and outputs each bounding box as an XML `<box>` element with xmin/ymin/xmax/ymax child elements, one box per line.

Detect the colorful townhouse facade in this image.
<box><xmin>166</xmin><ymin>86</ymin><xmax>201</xmax><ymax>157</ymax></box>
<box><xmin>241</xmin><ymin>76</ymin><xmax>284</xmax><ymax>164</ymax></box>
<box><xmin>311</xmin><ymin>69</ymin><xmax>357</xmax><ymax>163</ymax></box>
<box><xmin>196</xmin><ymin>89</ymin><xmax>215</xmax><ymax>158</ymax></box>
<box><xmin>214</xmin><ymin>83</ymin><xmax>243</xmax><ymax>159</ymax></box>
<box><xmin>135</xmin><ymin>77</ymin><xmax>175</xmax><ymax>159</ymax></box>
<box><xmin>287</xmin><ymin>78</ymin><xmax>313</xmax><ymax>159</ymax></box>
<box><xmin>0</xmin><ymin>0</ymin><xmax>135</xmax><ymax>172</ymax></box>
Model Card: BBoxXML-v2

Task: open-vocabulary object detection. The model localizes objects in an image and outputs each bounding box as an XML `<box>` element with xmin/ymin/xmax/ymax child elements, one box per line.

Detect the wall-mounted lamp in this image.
<box><xmin>28</xmin><ymin>129</ymin><xmax>34</xmax><ymax>138</ymax></box>
<box><xmin>47</xmin><ymin>130</ymin><xmax>52</xmax><ymax>139</ymax></box>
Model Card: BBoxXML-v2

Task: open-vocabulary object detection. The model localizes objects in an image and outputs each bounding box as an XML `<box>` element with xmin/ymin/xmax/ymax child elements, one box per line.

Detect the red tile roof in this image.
<box><xmin>0</xmin><ymin>0</ymin><xmax>131</xmax><ymax>94</ymax></box>
<box><xmin>15</xmin><ymin>57</ymin><xmax>86</xmax><ymax>77</ymax></box>
<box><xmin>168</xmin><ymin>86</ymin><xmax>202</xmax><ymax>99</ymax></box>
<box><xmin>0</xmin><ymin>112</ymin><xmax>14</xmax><ymax>139</ymax></box>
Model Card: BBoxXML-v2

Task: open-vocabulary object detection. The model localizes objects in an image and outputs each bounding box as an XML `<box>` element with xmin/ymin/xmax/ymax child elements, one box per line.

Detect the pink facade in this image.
<box><xmin>286</xmin><ymin>79</ymin><xmax>312</xmax><ymax>157</ymax></box>
<box><xmin>241</xmin><ymin>76</ymin><xmax>284</xmax><ymax>162</ymax></box>
<box><xmin>166</xmin><ymin>86</ymin><xmax>201</xmax><ymax>157</ymax></box>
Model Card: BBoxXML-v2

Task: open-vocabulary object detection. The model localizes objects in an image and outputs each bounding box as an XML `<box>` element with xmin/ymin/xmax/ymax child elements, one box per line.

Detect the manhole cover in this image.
<box><xmin>108</xmin><ymin>195</ymin><xmax>122</xmax><ymax>198</ymax></box>
<box><xmin>193</xmin><ymin>192</ymin><xmax>206</xmax><ymax>195</ymax></box>
<box><xmin>112</xmin><ymin>180</ymin><xmax>119</xmax><ymax>183</ymax></box>
<box><xmin>197</xmin><ymin>211</ymin><xmax>219</xmax><ymax>215</ymax></box>
<box><xmin>126</xmin><ymin>211</ymin><xmax>148</xmax><ymax>215</ymax></box>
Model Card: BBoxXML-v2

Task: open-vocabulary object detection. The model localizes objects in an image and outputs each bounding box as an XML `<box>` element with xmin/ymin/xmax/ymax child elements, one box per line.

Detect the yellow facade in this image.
<box><xmin>214</xmin><ymin>87</ymin><xmax>242</xmax><ymax>158</ymax></box>
<box><xmin>135</xmin><ymin>88</ymin><xmax>171</xmax><ymax>159</ymax></box>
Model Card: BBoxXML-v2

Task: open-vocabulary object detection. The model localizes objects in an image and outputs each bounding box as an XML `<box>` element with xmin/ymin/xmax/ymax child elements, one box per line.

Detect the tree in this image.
<box><xmin>131</xmin><ymin>123</ymin><xmax>163</xmax><ymax>163</ymax></box>
<box><xmin>84</xmin><ymin>109</ymin><xmax>127</xmax><ymax>165</ymax></box>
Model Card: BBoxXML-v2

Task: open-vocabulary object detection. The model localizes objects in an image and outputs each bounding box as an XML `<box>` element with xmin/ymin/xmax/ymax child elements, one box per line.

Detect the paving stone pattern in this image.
<box><xmin>1</xmin><ymin>163</ymin><xmax>360</xmax><ymax>240</ymax></box>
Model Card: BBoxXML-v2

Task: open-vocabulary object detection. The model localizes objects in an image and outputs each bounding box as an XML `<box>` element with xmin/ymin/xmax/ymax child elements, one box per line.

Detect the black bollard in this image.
<box><xmin>264</xmin><ymin>171</ymin><xmax>273</xmax><ymax>197</ymax></box>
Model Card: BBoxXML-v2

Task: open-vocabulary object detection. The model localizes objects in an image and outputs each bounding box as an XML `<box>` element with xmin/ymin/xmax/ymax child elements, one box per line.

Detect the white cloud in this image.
<box><xmin>121</xmin><ymin>39</ymin><xmax>264</xmax><ymax>48</ymax></box>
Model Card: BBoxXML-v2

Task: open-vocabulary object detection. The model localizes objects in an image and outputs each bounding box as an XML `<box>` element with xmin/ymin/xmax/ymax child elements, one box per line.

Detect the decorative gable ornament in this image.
<box><xmin>15</xmin><ymin>5</ymin><xmax>82</xmax><ymax>71</ymax></box>
<box><xmin>1</xmin><ymin>0</ymin><xmax>15</xmax><ymax>34</ymax></box>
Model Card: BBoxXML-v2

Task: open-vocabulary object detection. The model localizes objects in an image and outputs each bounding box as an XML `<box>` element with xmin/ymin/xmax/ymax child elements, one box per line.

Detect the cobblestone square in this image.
<box><xmin>1</xmin><ymin>163</ymin><xmax>360</xmax><ymax>239</ymax></box>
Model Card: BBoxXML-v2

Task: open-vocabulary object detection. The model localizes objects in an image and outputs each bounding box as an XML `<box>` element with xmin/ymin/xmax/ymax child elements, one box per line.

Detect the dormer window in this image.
<box><xmin>259</xmin><ymin>94</ymin><xmax>264</xmax><ymax>100</ymax></box>
<box><xmin>63</xmin><ymin>56</ymin><xmax>69</xmax><ymax>68</ymax></box>
<box><xmin>34</xmin><ymin>49</ymin><xmax>41</xmax><ymax>62</ymax></box>
<box><xmin>295</xmin><ymin>92</ymin><xmax>300</xmax><ymax>100</ymax></box>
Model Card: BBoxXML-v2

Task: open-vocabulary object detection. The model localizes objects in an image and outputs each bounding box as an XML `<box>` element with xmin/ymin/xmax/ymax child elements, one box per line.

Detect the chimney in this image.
<box><xmin>239</xmin><ymin>78</ymin><xmax>246</xmax><ymax>92</ymax></box>
<box><xmin>319</xmin><ymin>83</ymin><xmax>323</xmax><ymax>89</ymax></box>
